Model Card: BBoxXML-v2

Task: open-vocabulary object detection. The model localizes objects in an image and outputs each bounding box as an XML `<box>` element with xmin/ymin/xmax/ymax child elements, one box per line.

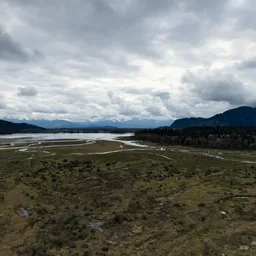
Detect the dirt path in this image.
<box><xmin>149</xmin><ymin>152</ymin><xmax>173</xmax><ymax>161</ymax></box>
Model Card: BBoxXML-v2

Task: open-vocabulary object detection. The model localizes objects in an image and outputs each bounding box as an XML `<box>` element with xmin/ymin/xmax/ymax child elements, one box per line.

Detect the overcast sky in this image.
<box><xmin>0</xmin><ymin>0</ymin><xmax>255</xmax><ymax>121</ymax></box>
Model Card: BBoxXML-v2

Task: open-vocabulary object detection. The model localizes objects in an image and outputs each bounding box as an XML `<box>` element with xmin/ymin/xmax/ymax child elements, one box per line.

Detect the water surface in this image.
<box><xmin>0</xmin><ymin>133</ymin><xmax>145</xmax><ymax>148</ymax></box>
<box><xmin>0</xmin><ymin>132</ymin><xmax>132</xmax><ymax>141</ymax></box>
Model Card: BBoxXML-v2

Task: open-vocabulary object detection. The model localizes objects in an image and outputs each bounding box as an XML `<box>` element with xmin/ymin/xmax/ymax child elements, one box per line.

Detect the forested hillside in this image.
<box><xmin>0</xmin><ymin>120</ymin><xmax>45</xmax><ymax>134</ymax></box>
<box><xmin>171</xmin><ymin>106</ymin><xmax>256</xmax><ymax>128</ymax></box>
<box><xmin>134</xmin><ymin>126</ymin><xmax>256</xmax><ymax>149</ymax></box>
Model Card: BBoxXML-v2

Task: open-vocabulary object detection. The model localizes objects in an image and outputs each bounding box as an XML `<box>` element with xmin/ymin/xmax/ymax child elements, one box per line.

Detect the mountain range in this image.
<box><xmin>0</xmin><ymin>120</ymin><xmax>45</xmax><ymax>134</ymax></box>
<box><xmin>2</xmin><ymin>106</ymin><xmax>256</xmax><ymax>132</ymax></box>
<box><xmin>171</xmin><ymin>106</ymin><xmax>256</xmax><ymax>128</ymax></box>
<box><xmin>3</xmin><ymin>118</ymin><xmax>173</xmax><ymax>129</ymax></box>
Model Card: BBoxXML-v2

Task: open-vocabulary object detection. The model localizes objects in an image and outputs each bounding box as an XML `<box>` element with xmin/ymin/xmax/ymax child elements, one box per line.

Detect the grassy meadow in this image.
<box><xmin>0</xmin><ymin>140</ymin><xmax>255</xmax><ymax>255</ymax></box>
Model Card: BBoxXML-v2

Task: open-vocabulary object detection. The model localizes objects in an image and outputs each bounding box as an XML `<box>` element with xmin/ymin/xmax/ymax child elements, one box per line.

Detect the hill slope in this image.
<box><xmin>171</xmin><ymin>106</ymin><xmax>256</xmax><ymax>128</ymax></box>
<box><xmin>0</xmin><ymin>120</ymin><xmax>45</xmax><ymax>134</ymax></box>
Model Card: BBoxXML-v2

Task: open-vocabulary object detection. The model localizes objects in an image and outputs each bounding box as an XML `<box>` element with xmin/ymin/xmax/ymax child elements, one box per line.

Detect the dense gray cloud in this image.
<box><xmin>0</xmin><ymin>100</ymin><xmax>6</xmax><ymax>109</ymax></box>
<box><xmin>0</xmin><ymin>25</ymin><xmax>28</xmax><ymax>61</ymax></box>
<box><xmin>237</xmin><ymin>58</ymin><xmax>256</xmax><ymax>69</ymax></box>
<box><xmin>18</xmin><ymin>87</ymin><xmax>38</xmax><ymax>97</ymax></box>
<box><xmin>0</xmin><ymin>25</ymin><xmax>41</xmax><ymax>61</ymax></box>
<box><xmin>0</xmin><ymin>0</ymin><xmax>256</xmax><ymax>121</ymax></box>
<box><xmin>0</xmin><ymin>94</ymin><xmax>7</xmax><ymax>109</ymax></box>
<box><xmin>182</xmin><ymin>70</ymin><xmax>245</xmax><ymax>105</ymax></box>
<box><xmin>0</xmin><ymin>104</ymin><xmax>6</xmax><ymax>109</ymax></box>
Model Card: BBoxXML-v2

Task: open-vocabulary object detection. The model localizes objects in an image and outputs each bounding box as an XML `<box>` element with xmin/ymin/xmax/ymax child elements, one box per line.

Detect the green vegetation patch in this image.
<box><xmin>0</xmin><ymin>142</ymin><xmax>255</xmax><ymax>255</ymax></box>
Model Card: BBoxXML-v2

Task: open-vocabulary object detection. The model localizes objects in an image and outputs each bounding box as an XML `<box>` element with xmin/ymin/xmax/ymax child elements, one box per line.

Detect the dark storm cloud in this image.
<box><xmin>0</xmin><ymin>25</ymin><xmax>28</xmax><ymax>61</ymax></box>
<box><xmin>7</xmin><ymin>0</ymin><xmax>161</xmax><ymax>59</ymax></box>
<box><xmin>182</xmin><ymin>70</ymin><xmax>249</xmax><ymax>105</ymax></box>
<box><xmin>18</xmin><ymin>87</ymin><xmax>38</xmax><ymax>97</ymax></box>
<box><xmin>0</xmin><ymin>25</ymin><xmax>42</xmax><ymax>61</ymax></box>
<box><xmin>5</xmin><ymin>0</ymin><xmax>227</xmax><ymax>61</ymax></box>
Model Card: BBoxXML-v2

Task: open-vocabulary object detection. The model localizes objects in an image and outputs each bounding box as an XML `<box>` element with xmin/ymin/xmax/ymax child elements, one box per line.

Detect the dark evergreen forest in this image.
<box><xmin>134</xmin><ymin>126</ymin><xmax>256</xmax><ymax>149</ymax></box>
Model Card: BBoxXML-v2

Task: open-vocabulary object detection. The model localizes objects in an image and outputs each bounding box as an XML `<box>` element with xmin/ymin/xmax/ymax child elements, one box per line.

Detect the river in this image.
<box><xmin>0</xmin><ymin>133</ymin><xmax>147</xmax><ymax>148</ymax></box>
